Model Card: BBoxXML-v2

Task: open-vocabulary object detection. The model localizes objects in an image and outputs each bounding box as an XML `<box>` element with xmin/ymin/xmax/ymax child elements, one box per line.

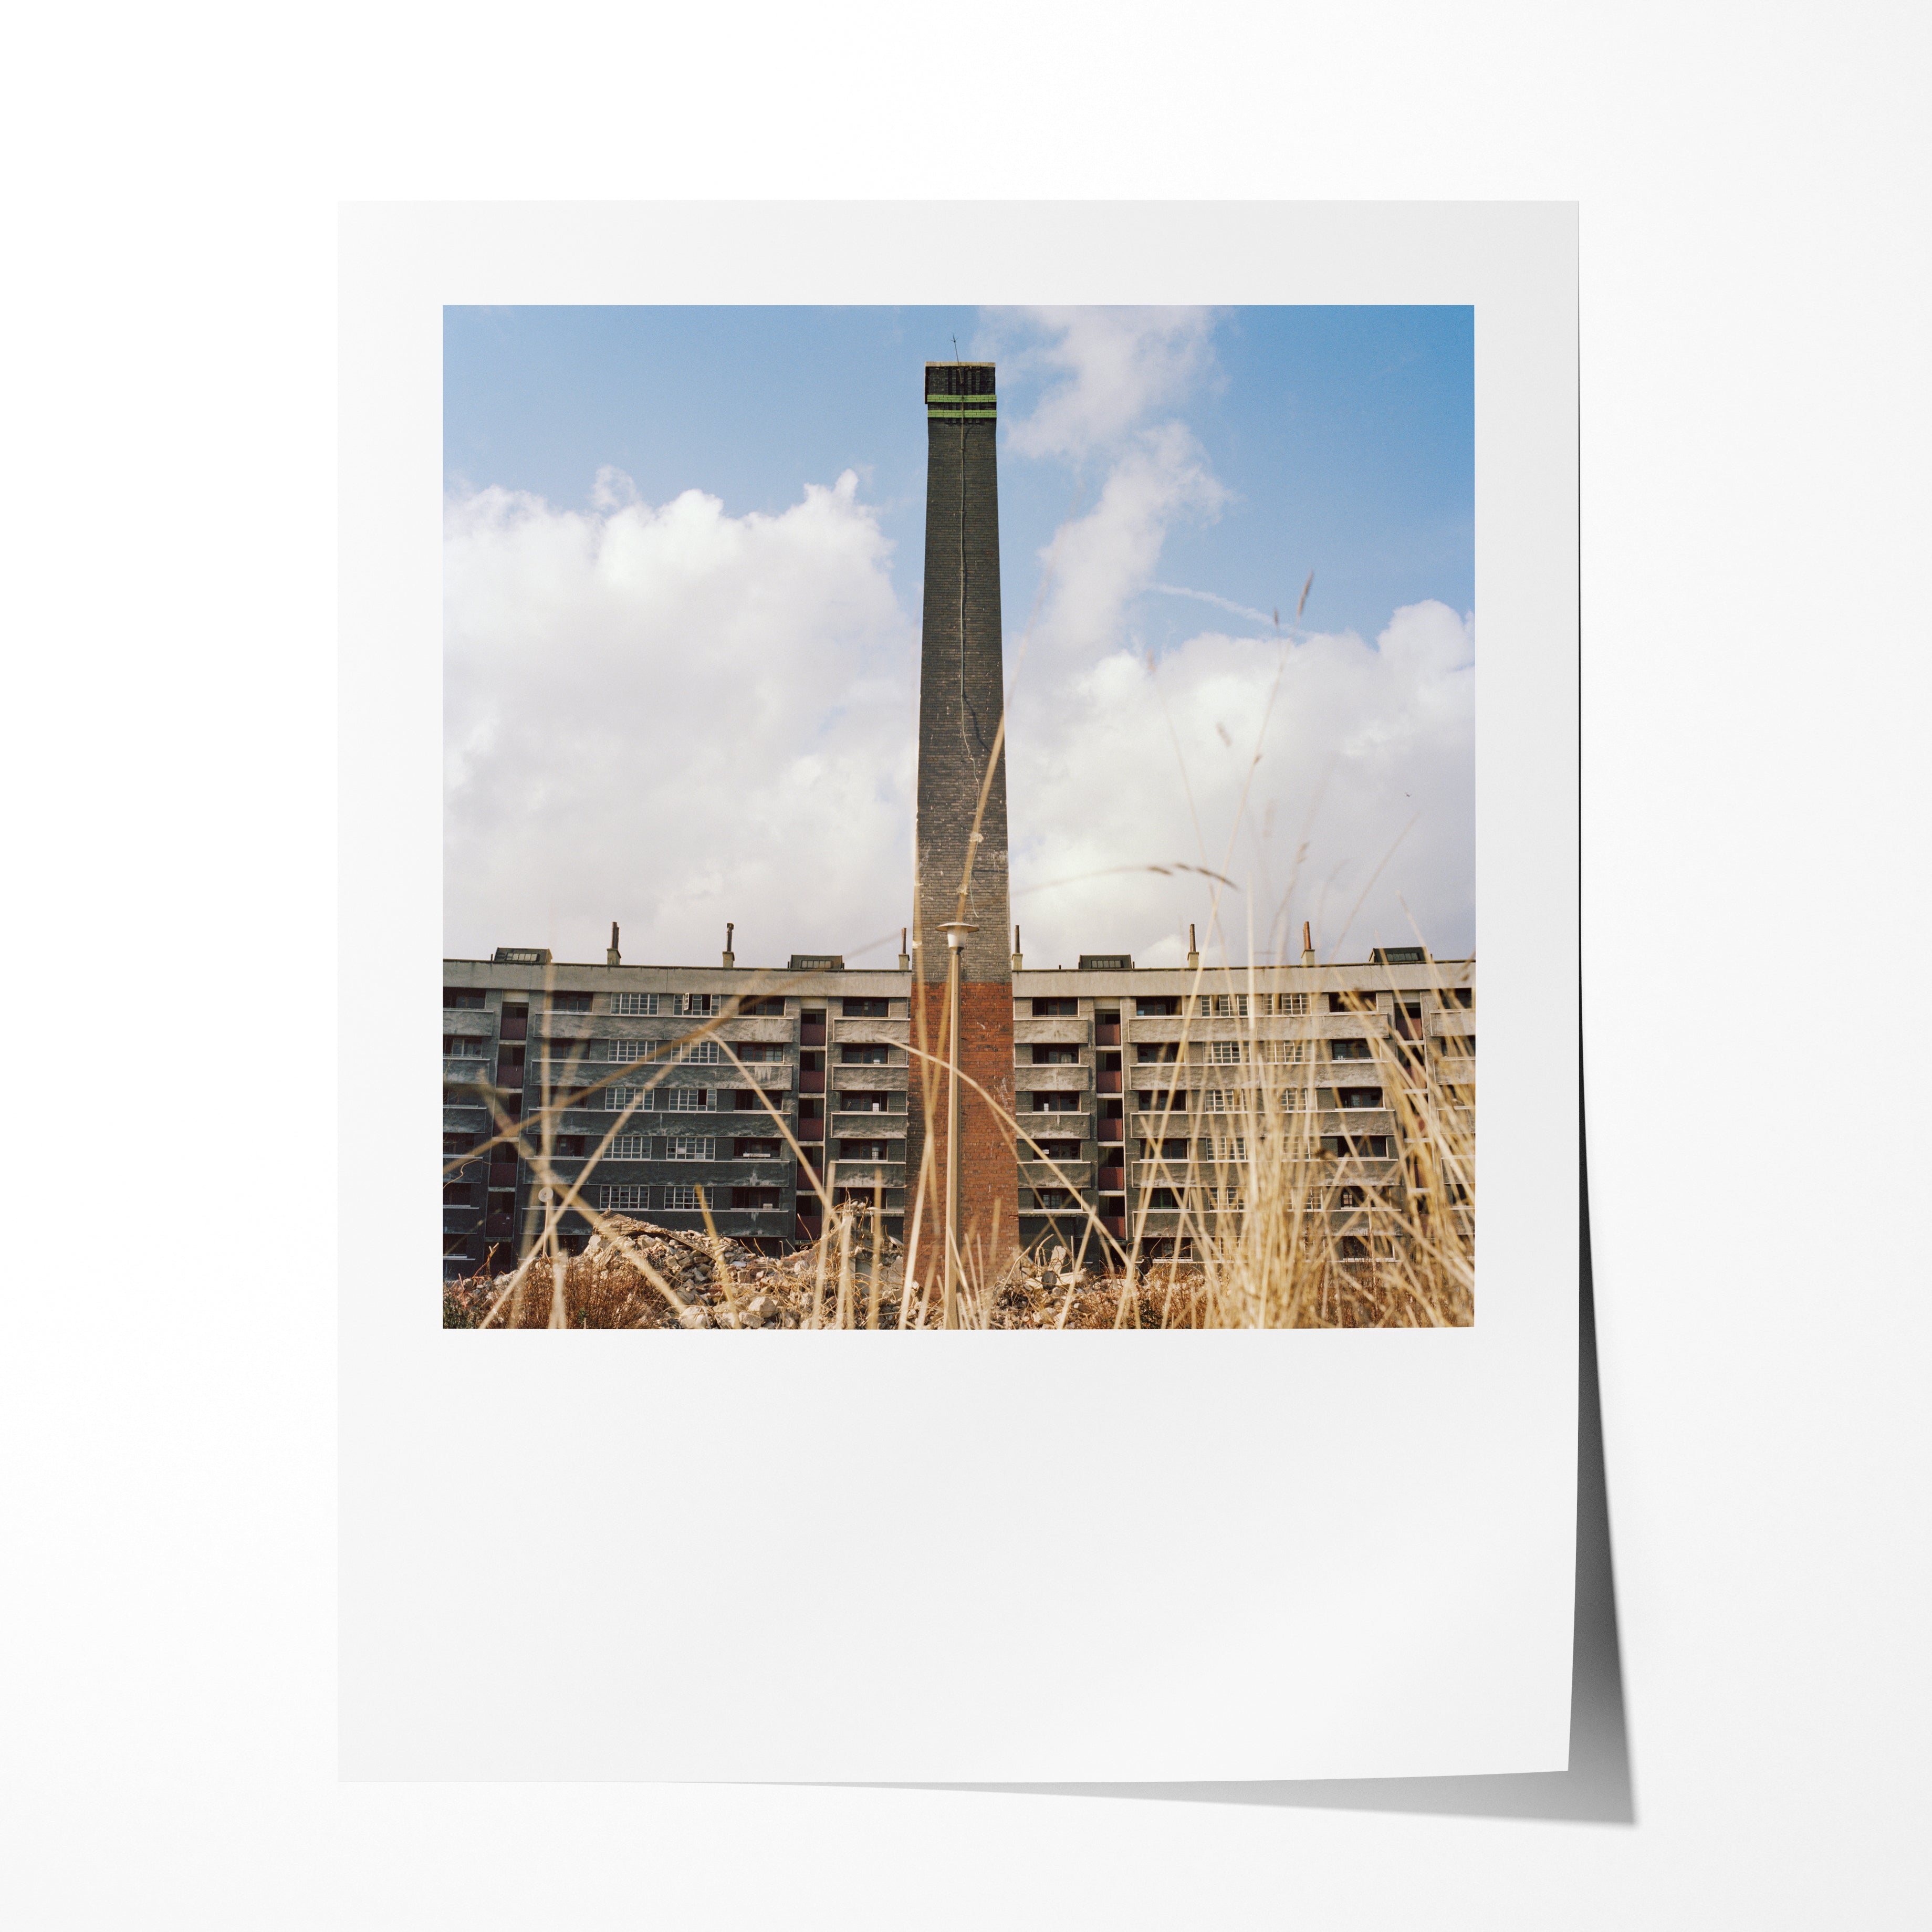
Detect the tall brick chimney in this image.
<box><xmin>905</xmin><ymin>360</ymin><xmax>1019</xmax><ymax>1309</ymax></box>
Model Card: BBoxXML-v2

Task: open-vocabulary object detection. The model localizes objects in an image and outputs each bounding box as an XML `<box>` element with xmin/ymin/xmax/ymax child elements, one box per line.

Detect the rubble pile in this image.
<box><xmin>443</xmin><ymin>1225</ymin><xmax>1212</xmax><ymax>1330</ymax></box>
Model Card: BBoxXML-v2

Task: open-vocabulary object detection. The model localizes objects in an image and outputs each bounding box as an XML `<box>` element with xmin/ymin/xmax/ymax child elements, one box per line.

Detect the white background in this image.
<box><xmin>339</xmin><ymin>201</ymin><xmax>1578</xmax><ymax>1785</ymax></box>
<box><xmin>5</xmin><ymin>3</ymin><xmax>1927</xmax><ymax>1925</ymax></box>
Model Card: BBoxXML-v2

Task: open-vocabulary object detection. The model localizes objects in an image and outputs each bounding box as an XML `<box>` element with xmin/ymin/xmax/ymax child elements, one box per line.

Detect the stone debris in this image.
<box><xmin>444</xmin><ymin>1210</ymin><xmax>1213</xmax><ymax>1329</ymax></box>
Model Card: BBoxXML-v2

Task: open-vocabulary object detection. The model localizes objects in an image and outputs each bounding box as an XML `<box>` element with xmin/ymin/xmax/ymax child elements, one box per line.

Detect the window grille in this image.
<box><xmin>1207</xmin><ymin>1187</ymin><xmax>1245</xmax><ymax>1209</ymax></box>
<box><xmin>1260</xmin><ymin>1039</ymin><xmax>1308</xmax><ymax>1063</ymax></box>
<box><xmin>678</xmin><ymin>994</ymin><xmax>717</xmax><ymax>1017</ymax></box>
<box><xmin>674</xmin><ymin>1038</ymin><xmax>722</xmax><ymax>1063</ymax></box>
<box><xmin>1271</xmin><ymin>993</ymin><xmax>1310</xmax><ymax>1016</ymax></box>
<box><xmin>1205</xmin><ymin>1137</ymin><xmax>1248</xmax><ymax>1162</ymax></box>
<box><xmin>594</xmin><ymin>1038</ymin><xmax>649</xmax><ymax>1061</ymax></box>
<box><xmin>606</xmin><ymin>1085</ymin><xmax>649</xmax><ymax>1112</ymax></box>
<box><xmin>608</xmin><ymin>1134</ymin><xmax>649</xmax><ymax>1158</ymax></box>
<box><xmin>442</xmin><ymin>1037</ymin><xmax>488</xmax><ymax>1059</ymax></box>
<box><xmin>611</xmin><ymin>992</ymin><xmax>661</xmax><ymax>1016</ymax></box>
<box><xmin>664</xmin><ymin>1087</ymin><xmax>709</xmax><ymax>1112</ymax></box>
<box><xmin>663</xmin><ymin>1184</ymin><xmax>704</xmax><ymax>1211</ymax></box>
<box><xmin>669</xmin><ymin>1136</ymin><xmax>716</xmax><ymax>1162</ymax></box>
<box><xmin>1203</xmin><ymin>1088</ymin><xmax>1231</xmax><ymax>1112</ymax></box>
<box><xmin>1207</xmin><ymin>1039</ymin><xmax>1244</xmax><ymax>1063</ymax></box>
<box><xmin>599</xmin><ymin>1183</ymin><xmax>651</xmax><ymax>1210</ymax></box>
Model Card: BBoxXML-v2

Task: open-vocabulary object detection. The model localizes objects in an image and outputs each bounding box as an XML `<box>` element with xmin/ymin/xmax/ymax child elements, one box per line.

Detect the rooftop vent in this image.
<box><xmin>1079</xmin><ymin>954</ymin><xmax>1134</xmax><ymax>971</ymax></box>
<box><xmin>1369</xmin><ymin>946</ymin><xmax>1428</xmax><ymax>966</ymax></box>
<box><xmin>788</xmin><ymin>954</ymin><xmax>844</xmax><ymax>972</ymax></box>
<box><xmin>492</xmin><ymin>947</ymin><xmax>552</xmax><ymax>965</ymax></box>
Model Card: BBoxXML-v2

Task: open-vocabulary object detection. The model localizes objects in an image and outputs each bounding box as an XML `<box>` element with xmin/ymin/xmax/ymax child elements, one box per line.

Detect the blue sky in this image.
<box><xmin>443</xmin><ymin>306</ymin><xmax>1475</xmax><ymax>970</ymax></box>
<box><xmin>444</xmin><ymin>305</ymin><xmax>1471</xmax><ymax>657</ymax></box>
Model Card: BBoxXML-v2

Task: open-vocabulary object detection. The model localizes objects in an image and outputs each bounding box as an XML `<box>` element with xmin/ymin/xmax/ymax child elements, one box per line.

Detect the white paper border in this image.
<box><xmin>339</xmin><ymin>201</ymin><xmax>1578</xmax><ymax>1781</ymax></box>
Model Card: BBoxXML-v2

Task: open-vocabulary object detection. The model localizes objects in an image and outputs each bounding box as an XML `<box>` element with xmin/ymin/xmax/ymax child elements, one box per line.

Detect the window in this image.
<box><xmin>1135</xmin><ymin>1042</ymin><xmax>1178</xmax><ymax>1063</ymax></box>
<box><xmin>1442</xmin><ymin>1035</ymin><xmax>1476</xmax><ymax>1058</ymax></box>
<box><xmin>443</xmin><ymin>1132</ymin><xmax>475</xmax><ymax>1155</ymax></box>
<box><xmin>443</xmin><ymin>1181</ymin><xmax>474</xmax><ymax>1206</ymax></box>
<box><xmin>1267</xmin><ymin>992</ymin><xmax>1310</xmax><ymax>1016</ymax></box>
<box><xmin>1334</xmin><ymin>1133</ymin><xmax>1391</xmax><ymax>1159</ymax></box>
<box><xmin>1032</xmin><ymin>1092</ymin><xmax>1080</xmax><ymax>1113</ymax></box>
<box><xmin>673</xmin><ymin>1038</ymin><xmax>722</xmax><ymax>1064</ymax></box>
<box><xmin>731</xmin><ymin>1187</ymin><xmax>781</xmax><ymax>1210</ymax></box>
<box><xmin>1336</xmin><ymin>1186</ymin><xmax>1365</xmax><ymax>1208</ymax></box>
<box><xmin>1156</xmin><ymin>1137</ymin><xmax>1190</xmax><ymax>1161</ymax></box>
<box><xmin>554</xmin><ymin>1135</ymin><xmax>586</xmax><ymax>1158</ymax></box>
<box><xmin>678</xmin><ymin>993</ymin><xmax>717</xmax><ymax>1016</ymax></box>
<box><xmin>1441</xmin><ymin>987</ymin><xmax>1474</xmax><ymax>1009</ymax></box>
<box><xmin>840</xmin><ymin>1091</ymin><xmax>891</xmax><ymax>1114</ymax></box>
<box><xmin>1207</xmin><ymin>1187</ymin><xmax>1245</xmax><ymax>1210</ymax></box>
<box><xmin>1032</xmin><ymin>997</ymin><xmax>1078</xmax><ymax>1017</ymax></box>
<box><xmin>1339</xmin><ymin>1086</ymin><xmax>1384</xmax><ymax>1110</ymax></box>
<box><xmin>1206</xmin><ymin>1039</ymin><xmax>1245</xmax><ymax>1063</ymax></box>
<box><xmin>662</xmin><ymin>1184</ymin><xmax>704</xmax><ymax>1212</ymax></box>
<box><xmin>1259</xmin><ymin>1039</ymin><xmax>1308</xmax><ymax>1063</ymax></box>
<box><xmin>841</xmin><ymin>1043</ymin><xmax>889</xmax><ymax>1064</ymax></box>
<box><xmin>605</xmin><ymin>1085</ymin><xmax>650</xmax><ymax>1112</ymax></box>
<box><xmin>664</xmin><ymin>1088</ymin><xmax>709</xmax><ymax>1112</ymax></box>
<box><xmin>1203</xmin><ymin>1089</ymin><xmax>1233</xmax><ymax>1112</ymax></box>
<box><xmin>599</xmin><ymin>1183</ymin><xmax>651</xmax><ymax>1212</ymax></box>
<box><xmin>1135</xmin><ymin>996</ymin><xmax>1178</xmax><ymax>1018</ymax></box>
<box><xmin>1275</xmin><ymin>1088</ymin><xmax>1303</xmax><ymax>1111</ymax></box>
<box><xmin>1371</xmin><ymin>946</ymin><xmax>1427</xmax><ymax>966</ymax></box>
<box><xmin>593</xmin><ymin>1038</ymin><xmax>649</xmax><ymax>1062</ymax></box>
<box><xmin>842</xmin><ymin>997</ymin><xmax>891</xmax><ymax>1017</ymax></box>
<box><xmin>611</xmin><ymin>992</ymin><xmax>660</xmax><ymax>1016</ymax></box>
<box><xmin>734</xmin><ymin>1138</ymin><xmax>781</xmax><ymax>1160</ymax></box>
<box><xmin>443</xmin><ymin>988</ymin><xmax>485</xmax><ymax>1009</ymax></box>
<box><xmin>735</xmin><ymin>1041</ymin><xmax>785</xmax><ymax>1061</ymax></box>
<box><xmin>669</xmin><ymin>1136</ymin><xmax>716</xmax><ymax>1161</ymax></box>
<box><xmin>1328</xmin><ymin>990</ymin><xmax>1370</xmax><ymax>1013</ymax></box>
<box><xmin>1204</xmin><ymin>1137</ymin><xmax>1248</xmax><ymax>1162</ymax></box>
<box><xmin>442</xmin><ymin>1036</ymin><xmax>489</xmax><ymax>1059</ymax></box>
<box><xmin>548</xmin><ymin>990</ymin><xmax>592</xmax><ymax>1012</ymax></box>
<box><xmin>1197</xmin><ymin>994</ymin><xmax>1247</xmax><ymax>1017</ymax></box>
<box><xmin>745</xmin><ymin>997</ymin><xmax>787</xmax><ymax>1017</ymax></box>
<box><xmin>1032</xmin><ymin>1043</ymin><xmax>1079</xmax><ymax>1064</ymax></box>
<box><xmin>1031</xmin><ymin>1139</ymin><xmax>1082</xmax><ymax>1162</ymax></box>
<box><xmin>1147</xmin><ymin>1187</ymin><xmax>1178</xmax><ymax>1209</ymax></box>
<box><xmin>839</xmin><ymin>1139</ymin><xmax>890</xmax><ymax>1161</ymax></box>
<box><xmin>1032</xmin><ymin>1188</ymin><xmax>1070</xmax><ymax>1209</ymax></box>
<box><xmin>607</xmin><ymin>1134</ymin><xmax>650</xmax><ymax>1158</ymax></box>
<box><xmin>1330</xmin><ymin>1037</ymin><xmax>1373</xmax><ymax>1061</ymax></box>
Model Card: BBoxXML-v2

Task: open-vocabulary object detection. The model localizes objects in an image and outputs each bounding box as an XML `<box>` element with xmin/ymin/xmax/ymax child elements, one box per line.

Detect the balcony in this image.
<box><xmin>833</xmin><ymin>1015</ymin><xmax>909</xmax><ymax>1046</ymax></box>
<box><xmin>1019</xmin><ymin>1160</ymin><xmax>1092</xmax><ymax>1188</ymax></box>
<box><xmin>1011</xmin><ymin>1016</ymin><xmax>1089</xmax><ymax>1046</ymax></box>
<box><xmin>1017</xmin><ymin>1062</ymin><xmax>1090</xmax><ymax>1092</ymax></box>
<box><xmin>800</xmin><ymin>1069</ymin><xmax>825</xmax><ymax>1094</ymax></box>
<box><xmin>1095</xmin><ymin>1069</ymin><xmax>1122</xmax><ymax>1094</ymax></box>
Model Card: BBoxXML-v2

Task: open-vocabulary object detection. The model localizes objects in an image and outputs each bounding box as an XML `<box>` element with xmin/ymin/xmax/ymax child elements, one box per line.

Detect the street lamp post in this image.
<box><xmin>938</xmin><ymin>920</ymin><xmax>978</xmax><ymax>1329</ymax></box>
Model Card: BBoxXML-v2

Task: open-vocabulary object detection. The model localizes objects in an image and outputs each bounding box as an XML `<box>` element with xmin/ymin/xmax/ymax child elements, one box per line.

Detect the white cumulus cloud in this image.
<box><xmin>1006</xmin><ymin>601</ymin><xmax>1476</xmax><ymax>970</ymax></box>
<box><xmin>443</xmin><ymin>471</ymin><xmax>917</xmax><ymax>969</ymax></box>
<box><xmin>1001</xmin><ymin>307</ymin><xmax>1217</xmax><ymax>461</ymax></box>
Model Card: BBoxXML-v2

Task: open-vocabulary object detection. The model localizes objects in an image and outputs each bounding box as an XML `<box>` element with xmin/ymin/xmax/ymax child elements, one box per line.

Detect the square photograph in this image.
<box><xmin>440</xmin><ymin>304</ymin><xmax>1475</xmax><ymax>1330</ymax></box>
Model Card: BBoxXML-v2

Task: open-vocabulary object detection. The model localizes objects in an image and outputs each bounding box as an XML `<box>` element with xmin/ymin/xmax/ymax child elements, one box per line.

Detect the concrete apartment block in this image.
<box><xmin>441</xmin><ymin>946</ymin><xmax>1474</xmax><ymax>1283</ymax></box>
<box><xmin>905</xmin><ymin>360</ymin><xmax>1019</xmax><ymax>1285</ymax></box>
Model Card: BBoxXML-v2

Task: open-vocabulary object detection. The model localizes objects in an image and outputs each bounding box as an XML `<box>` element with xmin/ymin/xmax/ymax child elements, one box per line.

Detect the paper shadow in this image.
<box><xmin>898</xmin><ymin>1092</ymin><xmax>1634</xmax><ymax>1825</ymax></box>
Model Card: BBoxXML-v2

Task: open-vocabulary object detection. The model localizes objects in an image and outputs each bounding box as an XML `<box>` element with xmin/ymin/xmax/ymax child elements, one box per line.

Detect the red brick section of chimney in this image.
<box><xmin>903</xmin><ymin>359</ymin><xmax>1019</xmax><ymax>1304</ymax></box>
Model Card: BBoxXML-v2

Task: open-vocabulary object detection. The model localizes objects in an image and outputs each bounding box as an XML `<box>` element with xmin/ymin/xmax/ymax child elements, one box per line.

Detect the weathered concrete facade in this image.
<box><xmin>442</xmin><ymin>948</ymin><xmax>1475</xmax><ymax>1280</ymax></box>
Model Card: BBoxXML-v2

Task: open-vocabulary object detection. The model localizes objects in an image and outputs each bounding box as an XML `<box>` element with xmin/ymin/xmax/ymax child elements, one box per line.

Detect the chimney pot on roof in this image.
<box><xmin>722</xmin><ymin>921</ymin><xmax>736</xmax><ymax>969</ymax></box>
<box><xmin>1185</xmin><ymin>922</ymin><xmax>1199</xmax><ymax>972</ymax></box>
<box><xmin>1301</xmin><ymin>920</ymin><xmax>1316</xmax><ymax>968</ymax></box>
<box><xmin>607</xmin><ymin>922</ymin><xmax>621</xmax><ymax>968</ymax></box>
